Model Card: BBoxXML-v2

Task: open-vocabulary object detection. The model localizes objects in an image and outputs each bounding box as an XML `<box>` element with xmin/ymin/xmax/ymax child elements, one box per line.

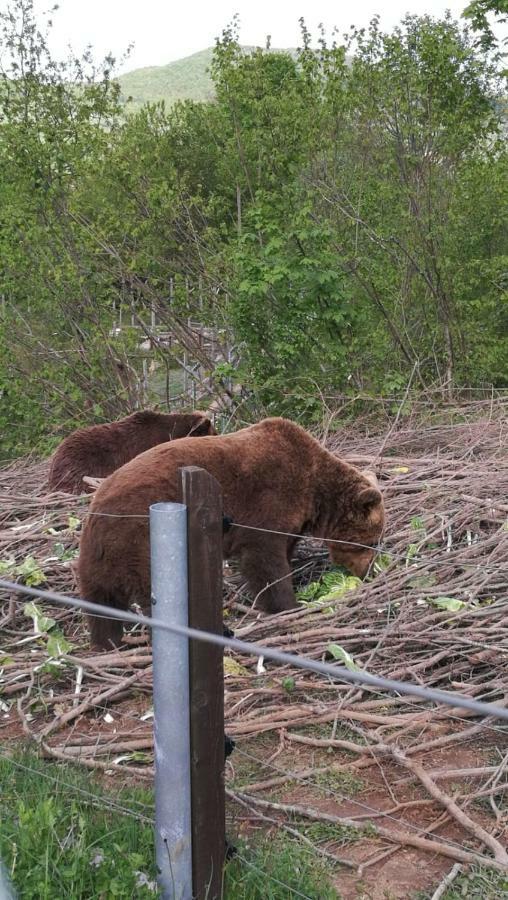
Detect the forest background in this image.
<box><xmin>0</xmin><ymin>0</ymin><xmax>506</xmax><ymax>458</ymax></box>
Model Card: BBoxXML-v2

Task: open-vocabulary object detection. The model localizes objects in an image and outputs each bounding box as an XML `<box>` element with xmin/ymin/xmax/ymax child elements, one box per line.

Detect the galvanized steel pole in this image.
<box><xmin>0</xmin><ymin>861</ymin><xmax>16</xmax><ymax>900</ymax></box>
<box><xmin>150</xmin><ymin>501</ymin><xmax>193</xmax><ymax>900</ymax></box>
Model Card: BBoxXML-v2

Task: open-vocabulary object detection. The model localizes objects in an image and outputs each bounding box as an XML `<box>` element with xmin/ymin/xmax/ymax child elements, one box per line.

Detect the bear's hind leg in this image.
<box><xmin>83</xmin><ymin>587</ymin><xmax>127</xmax><ymax>650</ymax></box>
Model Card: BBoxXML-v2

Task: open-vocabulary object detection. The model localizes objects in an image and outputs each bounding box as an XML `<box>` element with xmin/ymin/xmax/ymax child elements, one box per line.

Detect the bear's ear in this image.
<box><xmin>358</xmin><ymin>486</ymin><xmax>382</xmax><ymax>514</ymax></box>
<box><xmin>362</xmin><ymin>469</ymin><xmax>379</xmax><ymax>489</ymax></box>
<box><xmin>190</xmin><ymin>414</ymin><xmax>215</xmax><ymax>436</ymax></box>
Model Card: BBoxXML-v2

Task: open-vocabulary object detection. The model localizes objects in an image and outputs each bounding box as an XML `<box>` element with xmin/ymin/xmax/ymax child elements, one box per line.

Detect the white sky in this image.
<box><xmin>33</xmin><ymin>0</ymin><xmax>490</xmax><ymax>73</ymax></box>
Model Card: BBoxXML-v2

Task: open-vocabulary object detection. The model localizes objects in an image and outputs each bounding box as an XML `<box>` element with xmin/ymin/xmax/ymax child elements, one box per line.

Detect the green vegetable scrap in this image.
<box><xmin>297</xmin><ymin>569</ymin><xmax>361</xmax><ymax>611</ymax></box>
<box><xmin>326</xmin><ymin>643</ymin><xmax>361</xmax><ymax>671</ymax></box>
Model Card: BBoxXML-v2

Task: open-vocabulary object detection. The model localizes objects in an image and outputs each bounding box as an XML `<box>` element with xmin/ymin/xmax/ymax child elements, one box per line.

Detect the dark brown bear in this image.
<box><xmin>78</xmin><ymin>417</ymin><xmax>385</xmax><ymax>649</ymax></box>
<box><xmin>47</xmin><ymin>410</ymin><xmax>216</xmax><ymax>495</ymax></box>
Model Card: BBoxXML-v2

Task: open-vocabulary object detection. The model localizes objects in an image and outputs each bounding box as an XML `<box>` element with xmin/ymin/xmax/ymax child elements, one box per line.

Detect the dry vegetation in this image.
<box><xmin>1</xmin><ymin>397</ymin><xmax>507</xmax><ymax>898</ymax></box>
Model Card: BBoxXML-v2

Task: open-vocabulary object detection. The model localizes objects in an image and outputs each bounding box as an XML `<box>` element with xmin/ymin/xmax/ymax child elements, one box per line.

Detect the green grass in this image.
<box><xmin>1</xmin><ymin>750</ymin><xmax>340</xmax><ymax>899</ymax></box>
<box><xmin>225</xmin><ymin>839</ymin><xmax>340</xmax><ymax>899</ymax></box>
<box><xmin>0</xmin><ymin>752</ymin><xmax>157</xmax><ymax>898</ymax></box>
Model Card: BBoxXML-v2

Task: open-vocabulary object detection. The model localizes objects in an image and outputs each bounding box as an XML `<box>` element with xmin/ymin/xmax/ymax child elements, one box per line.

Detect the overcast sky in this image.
<box><xmin>34</xmin><ymin>0</ymin><xmax>485</xmax><ymax>73</ymax></box>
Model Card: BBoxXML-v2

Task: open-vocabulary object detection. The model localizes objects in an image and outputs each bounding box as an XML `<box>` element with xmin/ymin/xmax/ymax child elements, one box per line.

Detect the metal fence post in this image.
<box><xmin>0</xmin><ymin>860</ymin><xmax>16</xmax><ymax>900</ymax></box>
<box><xmin>180</xmin><ymin>467</ymin><xmax>225</xmax><ymax>900</ymax></box>
<box><xmin>150</xmin><ymin>501</ymin><xmax>192</xmax><ymax>900</ymax></box>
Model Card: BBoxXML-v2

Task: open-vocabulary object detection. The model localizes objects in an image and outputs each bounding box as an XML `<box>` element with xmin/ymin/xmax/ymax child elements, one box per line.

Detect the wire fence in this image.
<box><xmin>2</xmin><ymin>578</ymin><xmax>507</xmax><ymax>721</ymax></box>
<box><xmin>1</xmin><ymin>410</ymin><xmax>507</xmax><ymax>897</ymax></box>
<box><xmin>2</xmin><ymin>567</ymin><xmax>508</xmax><ymax>889</ymax></box>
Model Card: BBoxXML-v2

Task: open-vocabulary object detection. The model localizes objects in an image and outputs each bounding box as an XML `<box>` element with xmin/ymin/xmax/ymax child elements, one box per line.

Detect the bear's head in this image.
<box><xmin>186</xmin><ymin>411</ymin><xmax>217</xmax><ymax>437</ymax></box>
<box><xmin>327</xmin><ymin>471</ymin><xmax>384</xmax><ymax>578</ymax></box>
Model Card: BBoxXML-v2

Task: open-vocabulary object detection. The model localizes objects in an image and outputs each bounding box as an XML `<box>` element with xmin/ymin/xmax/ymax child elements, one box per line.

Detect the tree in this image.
<box><xmin>463</xmin><ymin>0</ymin><xmax>508</xmax><ymax>54</ymax></box>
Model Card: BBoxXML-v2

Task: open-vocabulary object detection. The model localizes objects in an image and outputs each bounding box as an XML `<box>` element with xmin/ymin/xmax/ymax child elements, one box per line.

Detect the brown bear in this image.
<box><xmin>47</xmin><ymin>410</ymin><xmax>216</xmax><ymax>495</ymax></box>
<box><xmin>77</xmin><ymin>417</ymin><xmax>385</xmax><ymax>649</ymax></box>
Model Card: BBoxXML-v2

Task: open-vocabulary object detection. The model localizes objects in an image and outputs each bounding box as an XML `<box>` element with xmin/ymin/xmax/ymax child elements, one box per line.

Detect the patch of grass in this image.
<box><xmin>0</xmin><ymin>751</ymin><xmax>158</xmax><ymax>899</ymax></box>
<box><xmin>2</xmin><ymin>749</ymin><xmax>340</xmax><ymax>899</ymax></box>
<box><xmin>300</xmin><ymin>820</ymin><xmax>360</xmax><ymax>848</ymax></box>
<box><xmin>312</xmin><ymin>768</ymin><xmax>364</xmax><ymax>800</ymax></box>
<box><xmin>297</xmin><ymin>722</ymin><xmax>366</xmax><ymax>746</ymax></box>
<box><xmin>225</xmin><ymin>837</ymin><xmax>341</xmax><ymax>899</ymax></box>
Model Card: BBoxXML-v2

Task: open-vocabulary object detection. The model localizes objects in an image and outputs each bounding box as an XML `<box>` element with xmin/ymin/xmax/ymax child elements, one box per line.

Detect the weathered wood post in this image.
<box><xmin>180</xmin><ymin>466</ymin><xmax>226</xmax><ymax>900</ymax></box>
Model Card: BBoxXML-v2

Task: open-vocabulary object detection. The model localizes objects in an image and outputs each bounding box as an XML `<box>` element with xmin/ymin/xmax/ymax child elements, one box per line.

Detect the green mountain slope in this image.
<box><xmin>117</xmin><ymin>46</ymin><xmax>298</xmax><ymax>112</ymax></box>
<box><xmin>117</xmin><ymin>48</ymin><xmax>215</xmax><ymax>111</ymax></box>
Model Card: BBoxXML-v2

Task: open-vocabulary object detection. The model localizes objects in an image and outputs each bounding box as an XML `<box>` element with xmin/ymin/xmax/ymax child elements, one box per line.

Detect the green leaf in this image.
<box><xmin>46</xmin><ymin>631</ymin><xmax>73</xmax><ymax>658</ymax></box>
<box><xmin>52</xmin><ymin>543</ymin><xmax>79</xmax><ymax>562</ymax></box>
<box><xmin>409</xmin><ymin>574</ymin><xmax>438</xmax><ymax>589</ymax></box>
<box><xmin>0</xmin><ymin>655</ymin><xmax>14</xmax><ymax>666</ymax></box>
<box><xmin>297</xmin><ymin>569</ymin><xmax>361</xmax><ymax>607</ymax></box>
<box><xmin>67</xmin><ymin>516</ymin><xmax>80</xmax><ymax>531</ymax></box>
<box><xmin>224</xmin><ymin>657</ymin><xmax>249</xmax><ymax>677</ymax></box>
<box><xmin>326</xmin><ymin>644</ymin><xmax>361</xmax><ymax>671</ymax></box>
<box><xmin>17</xmin><ymin>556</ymin><xmax>47</xmax><ymax>586</ymax></box>
<box><xmin>282</xmin><ymin>676</ymin><xmax>296</xmax><ymax>693</ymax></box>
<box><xmin>410</xmin><ymin>516</ymin><xmax>425</xmax><ymax>531</ymax></box>
<box><xmin>321</xmin><ymin>576</ymin><xmax>362</xmax><ymax>601</ymax></box>
<box><xmin>428</xmin><ymin>596</ymin><xmax>466</xmax><ymax>612</ymax></box>
<box><xmin>23</xmin><ymin>601</ymin><xmax>56</xmax><ymax>634</ymax></box>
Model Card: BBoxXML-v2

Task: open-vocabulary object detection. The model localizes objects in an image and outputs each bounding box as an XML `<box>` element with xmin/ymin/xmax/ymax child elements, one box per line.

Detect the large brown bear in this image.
<box><xmin>47</xmin><ymin>410</ymin><xmax>216</xmax><ymax>494</ymax></box>
<box><xmin>78</xmin><ymin>417</ymin><xmax>385</xmax><ymax>649</ymax></box>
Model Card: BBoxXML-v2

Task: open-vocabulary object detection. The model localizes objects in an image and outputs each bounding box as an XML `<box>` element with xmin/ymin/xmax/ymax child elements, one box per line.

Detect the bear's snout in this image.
<box><xmin>329</xmin><ymin>546</ymin><xmax>376</xmax><ymax>579</ymax></box>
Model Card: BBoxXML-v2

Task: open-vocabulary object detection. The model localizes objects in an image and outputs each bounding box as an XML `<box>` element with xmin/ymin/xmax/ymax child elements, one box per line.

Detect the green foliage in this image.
<box><xmin>23</xmin><ymin>601</ymin><xmax>54</xmax><ymax>631</ymax></box>
<box><xmin>427</xmin><ymin>596</ymin><xmax>467</xmax><ymax>611</ymax></box>
<box><xmin>224</xmin><ymin>837</ymin><xmax>340</xmax><ymax>899</ymax></box>
<box><xmin>430</xmin><ymin>863</ymin><xmax>508</xmax><ymax>898</ymax></box>
<box><xmin>297</xmin><ymin>569</ymin><xmax>362</xmax><ymax>610</ymax></box>
<box><xmin>326</xmin><ymin>644</ymin><xmax>361</xmax><ymax>671</ymax></box>
<box><xmin>0</xmin><ymin>752</ymin><xmax>158</xmax><ymax>899</ymax></box>
<box><xmin>463</xmin><ymin>0</ymin><xmax>508</xmax><ymax>55</ymax></box>
<box><xmin>0</xmin><ymin>557</ymin><xmax>46</xmax><ymax>586</ymax></box>
<box><xmin>0</xmin><ymin>751</ymin><xmax>341</xmax><ymax>900</ymax></box>
<box><xmin>0</xmin><ymin>1</ymin><xmax>506</xmax><ymax>456</ymax></box>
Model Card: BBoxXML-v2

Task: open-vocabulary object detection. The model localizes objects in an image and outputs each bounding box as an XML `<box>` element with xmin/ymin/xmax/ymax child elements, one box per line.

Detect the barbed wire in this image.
<box><xmin>2</xmin><ymin>578</ymin><xmax>508</xmax><ymax>722</ymax></box>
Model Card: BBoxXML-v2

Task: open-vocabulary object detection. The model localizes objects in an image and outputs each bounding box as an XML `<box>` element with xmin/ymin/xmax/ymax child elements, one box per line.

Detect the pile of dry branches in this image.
<box><xmin>1</xmin><ymin>397</ymin><xmax>507</xmax><ymax>884</ymax></box>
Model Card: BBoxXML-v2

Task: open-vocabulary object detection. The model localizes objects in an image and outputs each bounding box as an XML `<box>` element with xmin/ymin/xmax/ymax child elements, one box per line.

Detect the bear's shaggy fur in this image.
<box><xmin>78</xmin><ymin>417</ymin><xmax>385</xmax><ymax>649</ymax></box>
<box><xmin>47</xmin><ymin>410</ymin><xmax>216</xmax><ymax>495</ymax></box>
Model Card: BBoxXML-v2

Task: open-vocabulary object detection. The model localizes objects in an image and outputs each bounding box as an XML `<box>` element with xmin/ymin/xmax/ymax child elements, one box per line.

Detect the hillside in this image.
<box><xmin>117</xmin><ymin>48</ymin><xmax>215</xmax><ymax>111</ymax></box>
<box><xmin>117</xmin><ymin>45</ymin><xmax>299</xmax><ymax>112</ymax></box>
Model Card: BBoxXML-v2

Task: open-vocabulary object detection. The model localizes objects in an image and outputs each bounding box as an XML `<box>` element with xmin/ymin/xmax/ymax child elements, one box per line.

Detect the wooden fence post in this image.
<box><xmin>180</xmin><ymin>466</ymin><xmax>225</xmax><ymax>900</ymax></box>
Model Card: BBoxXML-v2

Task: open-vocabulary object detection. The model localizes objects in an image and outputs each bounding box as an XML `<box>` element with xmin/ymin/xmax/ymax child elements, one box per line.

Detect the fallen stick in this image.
<box><xmin>388</xmin><ymin>745</ymin><xmax>508</xmax><ymax>865</ymax></box>
<box><xmin>227</xmin><ymin>790</ymin><xmax>508</xmax><ymax>873</ymax></box>
<box><xmin>286</xmin><ymin>732</ymin><xmax>365</xmax><ymax>755</ymax></box>
<box><xmin>39</xmin><ymin>670</ymin><xmax>149</xmax><ymax>739</ymax></box>
<box><xmin>51</xmin><ymin>737</ymin><xmax>153</xmax><ymax>757</ymax></box>
<box><xmin>430</xmin><ymin>863</ymin><xmax>462</xmax><ymax>900</ymax></box>
<box><xmin>232</xmin><ymin>790</ymin><xmax>358</xmax><ymax>870</ymax></box>
<box><xmin>40</xmin><ymin>740</ymin><xmax>154</xmax><ymax>777</ymax></box>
